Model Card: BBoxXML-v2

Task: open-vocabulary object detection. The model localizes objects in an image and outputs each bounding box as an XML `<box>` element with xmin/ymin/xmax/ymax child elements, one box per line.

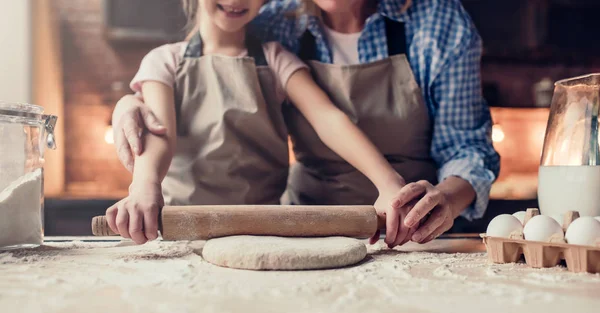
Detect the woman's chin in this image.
<box><xmin>313</xmin><ymin>0</ymin><xmax>357</xmax><ymax>14</ymax></box>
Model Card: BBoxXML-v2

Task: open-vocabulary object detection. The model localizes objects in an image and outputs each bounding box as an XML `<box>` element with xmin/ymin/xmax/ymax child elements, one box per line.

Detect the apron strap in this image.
<box><xmin>245</xmin><ymin>35</ymin><xmax>268</xmax><ymax>66</ymax></box>
<box><xmin>182</xmin><ymin>31</ymin><xmax>268</xmax><ymax>67</ymax></box>
<box><xmin>297</xmin><ymin>17</ymin><xmax>408</xmax><ymax>61</ymax></box>
<box><xmin>184</xmin><ymin>32</ymin><xmax>203</xmax><ymax>58</ymax></box>
<box><xmin>384</xmin><ymin>17</ymin><xmax>407</xmax><ymax>57</ymax></box>
<box><xmin>298</xmin><ymin>30</ymin><xmax>318</xmax><ymax>61</ymax></box>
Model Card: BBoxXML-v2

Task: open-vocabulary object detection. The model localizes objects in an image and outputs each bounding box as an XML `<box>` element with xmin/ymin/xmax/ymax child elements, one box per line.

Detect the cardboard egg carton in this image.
<box><xmin>480</xmin><ymin>209</ymin><xmax>600</xmax><ymax>273</ymax></box>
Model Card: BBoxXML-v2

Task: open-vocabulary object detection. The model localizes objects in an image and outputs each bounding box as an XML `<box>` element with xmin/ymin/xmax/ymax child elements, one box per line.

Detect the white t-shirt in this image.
<box><xmin>322</xmin><ymin>26</ymin><xmax>361</xmax><ymax>65</ymax></box>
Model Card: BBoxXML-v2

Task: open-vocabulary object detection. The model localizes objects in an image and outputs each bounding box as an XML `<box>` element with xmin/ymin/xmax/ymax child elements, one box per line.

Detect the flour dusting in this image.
<box><xmin>1</xmin><ymin>239</ymin><xmax>599</xmax><ymax>313</ymax></box>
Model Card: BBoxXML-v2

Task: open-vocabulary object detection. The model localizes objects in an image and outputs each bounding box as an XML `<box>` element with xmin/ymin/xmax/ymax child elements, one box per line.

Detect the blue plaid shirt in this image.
<box><xmin>250</xmin><ymin>0</ymin><xmax>500</xmax><ymax>220</ymax></box>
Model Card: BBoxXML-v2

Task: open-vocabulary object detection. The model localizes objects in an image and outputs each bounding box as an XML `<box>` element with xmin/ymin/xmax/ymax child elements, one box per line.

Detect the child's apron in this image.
<box><xmin>163</xmin><ymin>33</ymin><xmax>289</xmax><ymax>205</ymax></box>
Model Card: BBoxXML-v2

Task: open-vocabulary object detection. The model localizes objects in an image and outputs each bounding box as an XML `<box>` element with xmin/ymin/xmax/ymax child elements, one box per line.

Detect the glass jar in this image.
<box><xmin>0</xmin><ymin>102</ymin><xmax>57</xmax><ymax>249</ymax></box>
<box><xmin>539</xmin><ymin>74</ymin><xmax>600</xmax><ymax>218</ymax></box>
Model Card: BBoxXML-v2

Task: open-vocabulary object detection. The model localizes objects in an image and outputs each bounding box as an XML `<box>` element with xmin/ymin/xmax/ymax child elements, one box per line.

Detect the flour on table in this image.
<box><xmin>0</xmin><ymin>169</ymin><xmax>42</xmax><ymax>248</ymax></box>
<box><xmin>1</xmin><ymin>239</ymin><xmax>600</xmax><ymax>313</ymax></box>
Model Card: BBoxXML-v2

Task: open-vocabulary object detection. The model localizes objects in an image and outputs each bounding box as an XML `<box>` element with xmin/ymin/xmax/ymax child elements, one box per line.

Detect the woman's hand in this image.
<box><xmin>112</xmin><ymin>94</ymin><xmax>167</xmax><ymax>172</ymax></box>
<box><xmin>105</xmin><ymin>181</ymin><xmax>163</xmax><ymax>245</ymax></box>
<box><xmin>399</xmin><ymin>177</ymin><xmax>475</xmax><ymax>244</ymax></box>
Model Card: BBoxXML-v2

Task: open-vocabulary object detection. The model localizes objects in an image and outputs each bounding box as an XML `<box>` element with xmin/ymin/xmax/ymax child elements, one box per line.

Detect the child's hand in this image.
<box><xmin>105</xmin><ymin>181</ymin><xmax>163</xmax><ymax>244</ymax></box>
<box><xmin>370</xmin><ymin>175</ymin><xmax>417</xmax><ymax>248</ymax></box>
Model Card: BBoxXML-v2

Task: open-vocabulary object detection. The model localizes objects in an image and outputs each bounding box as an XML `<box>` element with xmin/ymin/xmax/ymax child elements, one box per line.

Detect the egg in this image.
<box><xmin>523</xmin><ymin>215</ymin><xmax>564</xmax><ymax>242</ymax></box>
<box><xmin>595</xmin><ymin>216</ymin><xmax>600</xmax><ymax>223</ymax></box>
<box><xmin>486</xmin><ymin>214</ymin><xmax>523</xmax><ymax>238</ymax></box>
<box><xmin>565</xmin><ymin>217</ymin><xmax>600</xmax><ymax>246</ymax></box>
<box><xmin>512</xmin><ymin>211</ymin><xmax>526</xmax><ymax>224</ymax></box>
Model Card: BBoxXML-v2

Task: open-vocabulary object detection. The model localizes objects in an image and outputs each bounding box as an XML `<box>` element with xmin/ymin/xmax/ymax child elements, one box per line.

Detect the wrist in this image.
<box><xmin>376</xmin><ymin>172</ymin><xmax>406</xmax><ymax>194</ymax></box>
<box><xmin>437</xmin><ymin>176</ymin><xmax>475</xmax><ymax>218</ymax></box>
<box><xmin>131</xmin><ymin>173</ymin><xmax>162</xmax><ymax>188</ymax></box>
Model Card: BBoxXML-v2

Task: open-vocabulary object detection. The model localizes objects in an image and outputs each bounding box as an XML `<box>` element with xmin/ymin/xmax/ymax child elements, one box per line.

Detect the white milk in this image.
<box><xmin>538</xmin><ymin>166</ymin><xmax>600</xmax><ymax>217</ymax></box>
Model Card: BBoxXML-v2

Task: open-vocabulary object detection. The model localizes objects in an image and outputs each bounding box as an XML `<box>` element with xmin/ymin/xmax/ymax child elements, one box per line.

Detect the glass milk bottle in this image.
<box><xmin>0</xmin><ymin>102</ymin><xmax>57</xmax><ymax>249</ymax></box>
<box><xmin>539</xmin><ymin>74</ymin><xmax>600</xmax><ymax>218</ymax></box>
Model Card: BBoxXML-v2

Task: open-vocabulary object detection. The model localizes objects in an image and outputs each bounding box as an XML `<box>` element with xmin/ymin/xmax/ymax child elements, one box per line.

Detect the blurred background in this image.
<box><xmin>2</xmin><ymin>0</ymin><xmax>600</xmax><ymax>235</ymax></box>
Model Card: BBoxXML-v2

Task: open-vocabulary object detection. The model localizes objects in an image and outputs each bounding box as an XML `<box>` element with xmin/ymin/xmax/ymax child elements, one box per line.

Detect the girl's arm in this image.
<box><xmin>112</xmin><ymin>93</ymin><xmax>167</xmax><ymax>172</ymax></box>
<box><xmin>133</xmin><ymin>82</ymin><xmax>177</xmax><ymax>184</ymax></box>
<box><xmin>285</xmin><ymin>69</ymin><xmax>409</xmax><ymax>245</ymax></box>
<box><xmin>106</xmin><ymin>81</ymin><xmax>176</xmax><ymax>245</ymax></box>
<box><xmin>286</xmin><ymin>69</ymin><xmax>404</xmax><ymax>192</ymax></box>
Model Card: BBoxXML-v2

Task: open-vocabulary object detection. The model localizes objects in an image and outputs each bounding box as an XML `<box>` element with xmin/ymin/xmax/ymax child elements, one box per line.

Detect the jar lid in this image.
<box><xmin>0</xmin><ymin>102</ymin><xmax>46</xmax><ymax>124</ymax></box>
<box><xmin>0</xmin><ymin>102</ymin><xmax>58</xmax><ymax>150</ymax></box>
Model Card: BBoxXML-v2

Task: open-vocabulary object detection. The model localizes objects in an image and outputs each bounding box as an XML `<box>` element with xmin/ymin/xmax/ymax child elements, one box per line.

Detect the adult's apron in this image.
<box><xmin>163</xmin><ymin>33</ymin><xmax>289</xmax><ymax>205</ymax></box>
<box><xmin>284</xmin><ymin>18</ymin><xmax>437</xmax><ymax>205</ymax></box>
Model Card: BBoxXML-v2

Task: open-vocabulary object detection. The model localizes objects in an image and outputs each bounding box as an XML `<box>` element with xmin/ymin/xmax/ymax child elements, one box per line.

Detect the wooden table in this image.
<box><xmin>1</xmin><ymin>236</ymin><xmax>598</xmax><ymax>313</ymax></box>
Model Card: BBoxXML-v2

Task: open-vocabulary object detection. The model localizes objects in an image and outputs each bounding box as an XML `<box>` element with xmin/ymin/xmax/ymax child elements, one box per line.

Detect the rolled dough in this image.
<box><xmin>202</xmin><ymin>236</ymin><xmax>367</xmax><ymax>270</ymax></box>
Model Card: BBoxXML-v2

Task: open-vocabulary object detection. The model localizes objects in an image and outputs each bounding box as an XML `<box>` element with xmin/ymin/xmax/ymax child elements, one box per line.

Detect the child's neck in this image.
<box><xmin>198</xmin><ymin>16</ymin><xmax>247</xmax><ymax>56</ymax></box>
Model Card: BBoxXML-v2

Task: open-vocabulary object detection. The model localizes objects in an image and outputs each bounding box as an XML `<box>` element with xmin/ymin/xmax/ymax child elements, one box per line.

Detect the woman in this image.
<box><xmin>111</xmin><ymin>0</ymin><xmax>500</xmax><ymax>247</ymax></box>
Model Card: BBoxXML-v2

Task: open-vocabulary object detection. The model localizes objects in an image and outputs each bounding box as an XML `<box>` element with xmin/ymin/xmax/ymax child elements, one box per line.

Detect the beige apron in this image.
<box><xmin>284</xmin><ymin>18</ymin><xmax>437</xmax><ymax>205</ymax></box>
<box><xmin>163</xmin><ymin>33</ymin><xmax>289</xmax><ymax>205</ymax></box>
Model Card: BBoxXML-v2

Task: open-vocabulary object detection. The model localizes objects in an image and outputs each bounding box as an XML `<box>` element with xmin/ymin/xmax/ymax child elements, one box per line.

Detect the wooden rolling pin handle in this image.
<box><xmin>91</xmin><ymin>215</ymin><xmax>119</xmax><ymax>236</ymax></box>
<box><xmin>91</xmin><ymin>205</ymin><xmax>384</xmax><ymax>239</ymax></box>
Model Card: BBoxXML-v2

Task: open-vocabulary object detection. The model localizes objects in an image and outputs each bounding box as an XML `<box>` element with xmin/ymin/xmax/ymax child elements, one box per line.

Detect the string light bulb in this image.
<box><xmin>104</xmin><ymin>126</ymin><xmax>114</xmax><ymax>144</ymax></box>
<box><xmin>492</xmin><ymin>124</ymin><xmax>505</xmax><ymax>143</ymax></box>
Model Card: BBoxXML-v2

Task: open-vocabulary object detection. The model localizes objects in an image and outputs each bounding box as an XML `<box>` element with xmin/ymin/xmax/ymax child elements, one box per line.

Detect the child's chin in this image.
<box><xmin>218</xmin><ymin>22</ymin><xmax>248</xmax><ymax>33</ymax></box>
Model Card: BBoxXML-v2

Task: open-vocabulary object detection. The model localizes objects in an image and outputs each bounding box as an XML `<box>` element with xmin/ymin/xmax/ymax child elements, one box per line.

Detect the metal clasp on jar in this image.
<box><xmin>43</xmin><ymin>114</ymin><xmax>58</xmax><ymax>150</ymax></box>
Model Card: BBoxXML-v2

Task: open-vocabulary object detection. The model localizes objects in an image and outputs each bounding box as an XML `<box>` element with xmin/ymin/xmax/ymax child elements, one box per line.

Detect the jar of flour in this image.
<box><xmin>0</xmin><ymin>102</ymin><xmax>57</xmax><ymax>249</ymax></box>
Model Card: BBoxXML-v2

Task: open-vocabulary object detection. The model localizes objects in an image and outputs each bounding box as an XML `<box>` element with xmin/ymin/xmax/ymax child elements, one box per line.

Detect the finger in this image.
<box><xmin>404</xmin><ymin>184</ymin><xmax>441</xmax><ymax>228</ymax></box>
<box><xmin>116</xmin><ymin>206</ymin><xmax>131</xmax><ymax>239</ymax></box>
<box><xmin>105</xmin><ymin>201</ymin><xmax>120</xmax><ymax>234</ymax></box>
<box><xmin>129</xmin><ymin>209</ymin><xmax>147</xmax><ymax>245</ymax></box>
<box><xmin>411</xmin><ymin>207</ymin><xmax>446</xmax><ymax>243</ymax></box>
<box><xmin>116</xmin><ymin>130</ymin><xmax>134</xmax><ymax>172</ymax></box>
<box><xmin>369</xmin><ymin>229</ymin><xmax>381</xmax><ymax>245</ymax></box>
<box><xmin>123</xmin><ymin>112</ymin><xmax>143</xmax><ymax>156</ymax></box>
<box><xmin>420</xmin><ymin>220</ymin><xmax>452</xmax><ymax>244</ymax></box>
<box><xmin>384</xmin><ymin>207</ymin><xmax>400</xmax><ymax>246</ymax></box>
<box><xmin>144</xmin><ymin>208</ymin><xmax>159</xmax><ymax>241</ymax></box>
<box><xmin>140</xmin><ymin>106</ymin><xmax>167</xmax><ymax>134</ymax></box>
<box><xmin>391</xmin><ymin>214</ymin><xmax>410</xmax><ymax>248</ymax></box>
<box><xmin>396</xmin><ymin>200</ymin><xmax>418</xmax><ymax>246</ymax></box>
<box><xmin>400</xmin><ymin>226</ymin><xmax>417</xmax><ymax>246</ymax></box>
<box><xmin>390</xmin><ymin>182</ymin><xmax>426</xmax><ymax>209</ymax></box>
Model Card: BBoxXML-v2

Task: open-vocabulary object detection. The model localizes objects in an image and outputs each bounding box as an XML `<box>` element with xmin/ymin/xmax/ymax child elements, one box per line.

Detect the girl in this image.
<box><xmin>105</xmin><ymin>0</ymin><xmax>407</xmax><ymax>244</ymax></box>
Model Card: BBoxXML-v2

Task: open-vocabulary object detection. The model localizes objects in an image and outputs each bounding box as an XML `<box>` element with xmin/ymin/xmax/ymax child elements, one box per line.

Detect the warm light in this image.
<box><xmin>104</xmin><ymin>126</ymin><xmax>114</xmax><ymax>144</ymax></box>
<box><xmin>492</xmin><ymin>124</ymin><xmax>505</xmax><ymax>143</ymax></box>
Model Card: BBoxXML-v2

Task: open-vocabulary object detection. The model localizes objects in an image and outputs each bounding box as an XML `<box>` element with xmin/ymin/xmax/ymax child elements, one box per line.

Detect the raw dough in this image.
<box><xmin>202</xmin><ymin>236</ymin><xmax>367</xmax><ymax>270</ymax></box>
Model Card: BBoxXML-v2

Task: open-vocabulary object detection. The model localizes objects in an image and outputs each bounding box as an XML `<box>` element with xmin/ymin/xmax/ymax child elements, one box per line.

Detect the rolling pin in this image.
<box><xmin>92</xmin><ymin>205</ymin><xmax>385</xmax><ymax>240</ymax></box>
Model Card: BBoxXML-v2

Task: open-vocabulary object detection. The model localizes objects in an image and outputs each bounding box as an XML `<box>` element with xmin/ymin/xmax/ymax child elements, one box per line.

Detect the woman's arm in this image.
<box><xmin>400</xmin><ymin>15</ymin><xmax>500</xmax><ymax>244</ymax></box>
<box><xmin>286</xmin><ymin>69</ymin><xmax>410</xmax><ymax>245</ymax></box>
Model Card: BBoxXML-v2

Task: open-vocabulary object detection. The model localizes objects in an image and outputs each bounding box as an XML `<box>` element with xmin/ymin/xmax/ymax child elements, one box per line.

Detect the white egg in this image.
<box><xmin>512</xmin><ymin>211</ymin><xmax>526</xmax><ymax>225</ymax></box>
<box><xmin>523</xmin><ymin>215</ymin><xmax>564</xmax><ymax>242</ymax></box>
<box><xmin>565</xmin><ymin>217</ymin><xmax>600</xmax><ymax>246</ymax></box>
<box><xmin>549</xmin><ymin>213</ymin><xmax>564</xmax><ymax>227</ymax></box>
<box><xmin>486</xmin><ymin>214</ymin><xmax>523</xmax><ymax>238</ymax></box>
